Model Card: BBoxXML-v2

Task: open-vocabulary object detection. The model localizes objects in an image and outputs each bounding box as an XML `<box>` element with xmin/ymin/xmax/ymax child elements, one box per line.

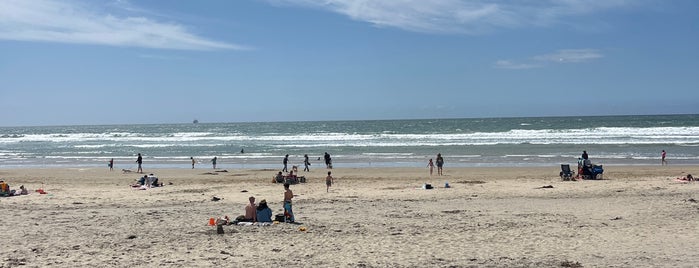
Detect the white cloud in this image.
<box><xmin>495</xmin><ymin>49</ymin><xmax>603</xmax><ymax>69</ymax></box>
<box><xmin>269</xmin><ymin>0</ymin><xmax>647</xmax><ymax>34</ymax></box>
<box><xmin>0</xmin><ymin>0</ymin><xmax>247</xmax><ymax>50</ymax></box>
<box><xmin>493</xmin><ymin>60</ymin><xmax>539</xmax><ymax>70</ymax></box>
<box><xmin>532</xmin><ymin>49</ymin><xmax>603</xmax><ymax>63</ymax></box>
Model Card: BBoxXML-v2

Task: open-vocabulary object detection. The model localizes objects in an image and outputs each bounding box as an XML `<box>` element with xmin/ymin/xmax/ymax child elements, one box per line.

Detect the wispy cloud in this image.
<box><xmin>0</xmin><ymin>0</ymin><xmax>247</xmax><ymax>50</ymax></box>
<box><xmin>532</xmin><ymin>49</ymin><xmax>603</xmax><ymax>63</ymax></box>
<box><xmin>492</xmin><ymin>60</ymin><xmax>540</xmax><ymax>70</ymax></box>
<box><xmin>268</xmin><ymin>0</ymin><xmax>646</xmax><ymax>34</ymax></box>
<box><xmin>494</xmin><ymin>49</ymin><xmax>603</xmax><ymax>69</ymax></box>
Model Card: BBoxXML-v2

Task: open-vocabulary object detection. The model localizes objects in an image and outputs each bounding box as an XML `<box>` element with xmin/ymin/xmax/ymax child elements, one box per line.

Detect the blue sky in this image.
<box><xmin>1</xmin><ymin>0</ymin><xmax>697</xmax><ymax>126</ymax></box>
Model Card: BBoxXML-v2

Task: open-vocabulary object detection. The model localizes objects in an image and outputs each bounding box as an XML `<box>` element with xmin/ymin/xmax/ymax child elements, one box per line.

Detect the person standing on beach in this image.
<box><xmin>136</xmin><ymin>153</ymin><xmax>143</xmax><ymax>173</ymax></box>
<box><xmin>326</xmin><ymin>171</ymin><xmax>334</xmax><ymax>192</ymax></box>
<box><xmin>436</xmin><ymin>153</ymin><xmax>444</xmax><ymax>176</ymax></box>
<box><xmin>427</xmin><ymin>159</ymin><xmax>434</xmax><ymax>176</ymax></box>
<box><xmin>582</xmin><ymin>151</ymin><xmax>589</xmax><ymax>160</ymax></box>
<box><xmin>191</xmin><ymin>157</ymin><xmax>195</xmax><ymax>169</ymax></box>
<box><xmin>211</xmin><ymin>156</ymin><xmax>217</xmax><ymax>169</ymax></box>
<box><xmin>661</xmin><ymin>150</ymin><xmax>667</xmax><ymax>165</ymax></box>
<box><xmin>283</xmin><ymin>183</ymin><xmax>295</xmax><ymax>223</ymax></box>
<box><xmin>324</xmin><ymin>152</ymin><xmax>332</xmax><ymax>169</ymax></box>
<box><xmin>282</xmin><ymin>154</ymin><xmax>289</xmax><ymax>172</ymax></box>
<box><xmin>108</xmin><ymin>158</ymin><xmax>114</xmax><ymax>171</ymax></box>
<box><xmin>303</xmin><ymin>154</ymin><xmax>310</xmax><ymax>172</ymax></box>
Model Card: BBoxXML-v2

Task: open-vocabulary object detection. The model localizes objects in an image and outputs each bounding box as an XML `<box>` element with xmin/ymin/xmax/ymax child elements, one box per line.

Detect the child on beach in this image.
<box><xmin>427</xmin><ymin>159</ymin><xmax>434</xmax><ymax>176</ymax></box>
<box><xmin>326</xmin><ymin>171</ymin><xmax>334</xmax><ymax>192</ymax></box>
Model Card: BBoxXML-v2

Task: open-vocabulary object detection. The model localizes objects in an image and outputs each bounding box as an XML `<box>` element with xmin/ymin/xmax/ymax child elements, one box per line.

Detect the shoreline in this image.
<box><xmin>0</xmin><ymin>156</ymin><xmax>691</xmax><ymax>169</ymax></box>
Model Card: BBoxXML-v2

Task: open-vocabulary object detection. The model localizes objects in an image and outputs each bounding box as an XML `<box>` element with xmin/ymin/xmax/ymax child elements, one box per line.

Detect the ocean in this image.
<box><xmin>1</xmin><ymin>114</ymin><xmax>698</xmax><ymax>169</ymax></box>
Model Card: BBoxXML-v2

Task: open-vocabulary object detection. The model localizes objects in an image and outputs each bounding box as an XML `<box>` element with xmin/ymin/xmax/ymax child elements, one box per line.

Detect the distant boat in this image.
<box><xmin>193</xmin><ymin>119</ymin><xmax>199</xmax><ymax>124</ymax></box>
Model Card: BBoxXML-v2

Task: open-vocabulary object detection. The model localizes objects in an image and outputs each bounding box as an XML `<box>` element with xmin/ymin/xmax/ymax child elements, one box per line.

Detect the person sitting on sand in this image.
<box><xmin>274</xmin><ymin>171</ymin><xmax>284</xmax><ymax>183</ymax></box>
<box><xmin>286</xmin><ymin>170</ymin><xmax>298</xmax><ymax>184</ymax></box>
<box><xmin>678</xmin><ymin>174</ymin><xmax>694</xmax><ymax>182</ymax></box>
<box><xmin>19</xmin><ymin>185</ymin><xmax>28</xmax><ymax>195</ymax></box>
<box><xmin>0</xmin><ymin>180</ymin><xmax>16</xmax><ymax>197</ymax></box>
<box><xmin>241</xmin><ymin>196</ymin><xmax>257</xmax><ymax>222</ymax></box>
<box><xmin>256</xmin><ymin>199</ymin><xmax>273</xmax><ymax>222</ymax></box>
<box><xmin>131</xmin><ymin>175</ymin><xmax>150</xmax><ymax>188</ymax></box>
<box><xmin>147</xmin><ymin>174</ymin><xmax>160</xmax><ymax>187</ymax></box>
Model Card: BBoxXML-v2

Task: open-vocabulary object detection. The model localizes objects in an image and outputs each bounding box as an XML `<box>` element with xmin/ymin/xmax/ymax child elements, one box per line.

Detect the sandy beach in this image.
<box><xmin>1</xmin><ymin>165</ymin><xmax>698</xmax><ymax>267</ymax></box>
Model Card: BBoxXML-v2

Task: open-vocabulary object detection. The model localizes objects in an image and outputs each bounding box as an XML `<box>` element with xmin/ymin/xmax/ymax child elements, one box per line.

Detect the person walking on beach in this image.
<box><xmin>283</xmin><ymin>183</ymin><xmax>295</xmax><ymax>223</ymax></box>
<box><xmin>427</xmin><ymin>159</ymin><xmax>434</xmax><ymax>176</ymax></box>
<box><xmin>661</xmin><ymin>150</ymin><xmax>668</xmax><ymax>165</ymax></box>
<box><xmin>303</xmin><ymin>154</ymin><xmax>310</xmax><ymax>172</ymax></box>
<box><xmin>324</xmin><ymin>152</ymin><xmax>332</xmax><ymax>169</ymax></box>
<box><xmin>326</xmin><ymin>171</ymin><xmax>334</xmax><ymax>193</ymax></box>
<box><xmin>191</xmin><ymin>157</ymin><xmax>195</xmax><ymax>169</ymax></box>
<box><xmin>436</xmin><ymin>153</ymin><xmax>444</xmax><ymax>176</ymax></box>
<box><xmin>211</xmin><ymin>156</ymin><xmax>217</xmax><ymax>169</ymax></box>
<box><xmin>108</xmin><ymin>158</ymin><xmax>114</xmax><ymax>171</ymax></box>
<box><xmin>136</xmin><ymin>153</ymin><xmax>143</xmax><ymax>173</ymax></box>
<box><xmin>282</xmin><ymin>154</ymin><xmax>289</xmax><ymax>172</ymax></box>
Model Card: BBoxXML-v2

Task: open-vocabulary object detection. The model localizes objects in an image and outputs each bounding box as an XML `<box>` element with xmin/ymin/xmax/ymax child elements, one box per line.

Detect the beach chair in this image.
<box><xmin>560</xmin><ymin>164</ymin><xmax>574</xmax><ymax>181</ymax></box>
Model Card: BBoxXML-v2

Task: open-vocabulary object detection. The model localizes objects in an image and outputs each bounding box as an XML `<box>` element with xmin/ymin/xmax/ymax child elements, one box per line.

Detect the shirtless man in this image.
<box><xmin>244</xmin><ymin>196</ymin><xmax>257</xmax><ymax>222</ymax></box>
<box><xmin>283</xmin><ymin>183</ymin><xmax>294</xmax><ymax>223</ymax></box>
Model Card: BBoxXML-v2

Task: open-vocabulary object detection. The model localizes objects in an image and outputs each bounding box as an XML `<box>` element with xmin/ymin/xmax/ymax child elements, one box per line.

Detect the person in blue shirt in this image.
<box><xmin>256</xmin><ymin>199</ymin><xmax>273</xmax><ymax>222</ymax></box>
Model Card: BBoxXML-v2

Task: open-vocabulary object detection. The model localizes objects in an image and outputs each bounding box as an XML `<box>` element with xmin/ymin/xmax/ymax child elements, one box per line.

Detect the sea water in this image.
<box><xmin>1</xmin><ymin>114</ymin><xmax>698</xmax><ymax>169</ymax></box>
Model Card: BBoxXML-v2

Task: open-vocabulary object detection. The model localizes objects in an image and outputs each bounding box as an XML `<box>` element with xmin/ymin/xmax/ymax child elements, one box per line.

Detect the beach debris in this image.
<box><xmin>298</xmin><ymin>226</ymin><xmax>307</xmax><ymax>232</ymax></box>
<box><xmin>441</xmin><ymin>209</ymin><xmax>466</xmax><ymax>214</ymax></box>
<box><xmin>271</xmin><ymin>248</ymin><xmax>282</xmax><ymax>252</ymax></box>
<box><xmin>560</xmin><ymin>260</ymin><xmax>583</xmax><ymax>268</ymax></box>
<box><xmin>215</xmin><ymin>170</ymin><xmax>228</xmax><ymax>173</ymax></box>
<box><xmin>538</xmin><ymin>185</ymin><xmax>554</xmax><ymax>189</ymax></box>
<box><xmin>610</xmin><ymin>216</ymin><xmax>623</xmax><ymax>221</ymax></box>
<box><xmin>456</xmin><ymin>180</ymin><xmax>486</xmax><ymax>184</ymax></box>
<box><xmin>5</xmin><ymin>257</ymin><xmax>27</xmax><ymax>266</ymax></box>
<box><xmin>211</xmin><ymin>196</ymin><xmax>221</xmax><ymax>201</ymax></box>
<box><xmin>685</xmin><ymin>198</ymin><xmax>697</xmax><ymax>203</ymax></box>
<box><xmin>240</xmin><ymin>190</ymin><xmax>248</xmax><ymax>193</ymax></box>
<box><xmin>126</xmin><ymin>235</ymin><xmax>137</xmax><ymax>239</ymax></box>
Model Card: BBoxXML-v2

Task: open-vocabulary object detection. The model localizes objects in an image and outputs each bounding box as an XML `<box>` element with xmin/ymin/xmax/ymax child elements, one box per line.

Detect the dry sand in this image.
<box><xmin>1</xmin><ymin>165</ymin><xmax>699</xmax><ymax>267</ymax></box>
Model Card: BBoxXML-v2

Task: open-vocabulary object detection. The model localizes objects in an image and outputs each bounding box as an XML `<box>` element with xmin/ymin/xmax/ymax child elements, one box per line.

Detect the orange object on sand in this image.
<box><xmin>36</xmin><ymin>189</ymin><xmax>47</xmax><ymax>194</ymax></box>
<box><xmin>208</xmin><ymin>217</ymin><xmax>216</xmax><ymax>226</ymax></box>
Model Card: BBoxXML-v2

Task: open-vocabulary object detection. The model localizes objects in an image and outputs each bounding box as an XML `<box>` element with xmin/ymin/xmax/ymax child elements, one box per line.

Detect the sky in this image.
<box><xmin>1</xmin><ymin>0</ymin><xmax>698</xmax><ymax>126</ymax></box>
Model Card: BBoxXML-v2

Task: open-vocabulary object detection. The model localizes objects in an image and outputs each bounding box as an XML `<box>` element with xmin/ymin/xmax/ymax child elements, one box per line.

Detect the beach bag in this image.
<box><xmin>274</xmin><ymin>214</ymin><xmax>285</xmax><ymax>222</ymax></box>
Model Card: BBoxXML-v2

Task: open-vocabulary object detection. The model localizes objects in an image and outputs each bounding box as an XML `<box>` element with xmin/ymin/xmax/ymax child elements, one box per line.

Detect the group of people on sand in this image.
<box><xmin>282</xmin><ymin>153</ymin><xmax>333</xmax><ymax>173</ymax></box>
<box><xmin>130</xmin><ymin>174</ymin><xmax>163</xmax><ymax>189</ymax></box>
<box><xmin>111</xmin><ymin>154</ymin><xmax>225</xmax><ymax>172</ymax></box>
<box><xmin>230</xmin><ymin>183</ymin><xmax>296</xmax><ymax>224</ymax></box>
<box><xmin>0</xmin><ymin>179</ymin><xmax>29</xmax><ymax>197</ymax></box>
